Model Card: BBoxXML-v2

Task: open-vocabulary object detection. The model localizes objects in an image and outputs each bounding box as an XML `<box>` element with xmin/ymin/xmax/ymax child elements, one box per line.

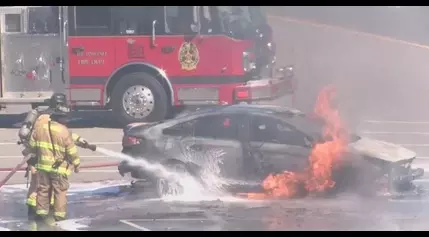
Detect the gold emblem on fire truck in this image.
<box><xmin>178</xmin><ymin>42</ymin><xmax>199</xmax><ymax>71</ymax></box>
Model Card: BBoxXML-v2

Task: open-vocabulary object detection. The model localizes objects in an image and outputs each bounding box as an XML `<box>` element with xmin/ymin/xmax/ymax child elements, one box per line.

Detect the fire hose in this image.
<box><xmin>0</xmin><ymin>149</ymin><xmax>120</xmax><ymax>189</ymax></box>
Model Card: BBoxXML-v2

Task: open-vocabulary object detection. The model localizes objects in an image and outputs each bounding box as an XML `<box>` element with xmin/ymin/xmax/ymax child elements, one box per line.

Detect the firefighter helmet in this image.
<box><xmin>48</xmin><ymin>93</ymin><xmax>69</xmax><ymax>114</ymax></box>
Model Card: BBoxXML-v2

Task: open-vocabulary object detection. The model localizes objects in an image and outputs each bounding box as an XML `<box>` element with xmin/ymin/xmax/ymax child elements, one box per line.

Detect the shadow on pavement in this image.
<box><xmin>0</xmin><ymin>111</ymin><xmax>122</xmax><ymax>129</ymax></box>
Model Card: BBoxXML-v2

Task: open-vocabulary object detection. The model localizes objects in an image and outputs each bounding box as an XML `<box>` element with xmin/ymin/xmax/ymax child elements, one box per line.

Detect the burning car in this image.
<box><xmin>118</xmin><ymin>90</ymin><xmax>424</xmax><ymax>198</ymax></box>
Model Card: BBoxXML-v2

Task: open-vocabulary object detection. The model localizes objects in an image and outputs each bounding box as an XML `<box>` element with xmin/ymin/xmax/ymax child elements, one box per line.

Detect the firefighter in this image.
<box><xmin>22</xmin><ymin>93</ymin><xmax>90</xmax><ymax>229</ymax></box>
<box><xmin>28</xmin><ymin>107</ymin><xmax>81</xmax><ymax>227</ymax></box>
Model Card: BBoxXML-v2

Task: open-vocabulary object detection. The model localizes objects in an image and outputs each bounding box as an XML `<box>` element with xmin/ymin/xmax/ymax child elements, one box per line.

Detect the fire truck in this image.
<box><xmin>0</xmin><ymin>6</ymin><xmax>295</xmax><ymax>125</ymax></box>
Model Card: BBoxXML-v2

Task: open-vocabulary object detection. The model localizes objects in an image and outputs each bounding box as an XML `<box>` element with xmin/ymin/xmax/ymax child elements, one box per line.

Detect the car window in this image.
<box><xmin>162</xmin><ymin>114</ymin><xmax>242</xmax><ymax>140</ymax></box>
<box><xmin>250</xmin><ymin>115</ymin><xmax>308</xmax><ymax>147</ymax></box>
<box><xmin>162</xmin><ymin>120</ymin><xmax>194</xmax><ymax>137</ymax></box>
<box><xmin>193</xmin><ymin>114</ymin><xmax>241</xmax><ymax>140</ymax></box>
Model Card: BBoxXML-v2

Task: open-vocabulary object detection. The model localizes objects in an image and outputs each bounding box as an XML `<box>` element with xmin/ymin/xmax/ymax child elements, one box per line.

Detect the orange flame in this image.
<box><xmin>246</xmin><ymin>86</ymin><xmax>349</xmax><ymax>199</ymax></box>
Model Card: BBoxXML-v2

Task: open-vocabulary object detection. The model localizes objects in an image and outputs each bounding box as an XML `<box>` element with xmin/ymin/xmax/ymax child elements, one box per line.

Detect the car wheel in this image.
<box><xmin>155</xmin><ymin>162</ymin><xmax>188</xmax><ymax>198</ymax></box>
<box><xmin>118</xmin><ymin>161</ymin><xmax>130</xmax><ymax>177</ymax></box>
<box><xmin>111</xmin><ymin>71</ymin><xmax>168</xmax><ymax>126</ymax></box>
<box><xmin>388</xmin><ymin>164</ymin><xmax>416</xmax><ymax>193</ymax></box>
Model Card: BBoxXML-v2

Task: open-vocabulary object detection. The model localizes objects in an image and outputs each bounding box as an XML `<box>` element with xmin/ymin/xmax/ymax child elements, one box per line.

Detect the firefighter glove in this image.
<box><xmin>77</xmin><ymin>137</ymin><xmax>88</xmax><ymax>146</ymax></box>
<box><xmin>26</xmin><ymin>156</ymin><xmax>37</xmax><ymax>167</ymax></box>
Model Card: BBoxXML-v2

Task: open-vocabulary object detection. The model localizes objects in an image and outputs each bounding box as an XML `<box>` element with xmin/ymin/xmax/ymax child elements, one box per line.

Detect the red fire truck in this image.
<box><xmin>0</xmin><ymin>6</ymin><xmax>295</xmax><ymax>125</ymax></box>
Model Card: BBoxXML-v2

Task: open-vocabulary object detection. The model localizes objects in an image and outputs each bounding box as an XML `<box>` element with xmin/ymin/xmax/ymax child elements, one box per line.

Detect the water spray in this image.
<box><xmin>95</xmin><ymin>147</ymin><xmax>258</xmax><ymax>200</ymax></box>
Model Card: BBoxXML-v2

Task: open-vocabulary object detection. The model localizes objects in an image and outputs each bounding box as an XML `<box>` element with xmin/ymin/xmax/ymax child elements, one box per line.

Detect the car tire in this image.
<box><xmin>118</xmin><ymin>160</ymin><xmax>131</xmax><ymax>177</ymax></box>
<box><xmin>155</xmin><ymin>162</ymin><xmax>189</xmax><ymax>198</ymax></box>
<box><xmin>111</xmin><ymin>71</ymin><xmax>168</xmax><ymax>126</ymax></box>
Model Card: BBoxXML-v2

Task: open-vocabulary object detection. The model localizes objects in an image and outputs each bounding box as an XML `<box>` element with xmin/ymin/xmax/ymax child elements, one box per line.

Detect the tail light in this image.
<box><xmin>242</xmin><ymin>50</ymin><xmax>256</xmax><ymax>73</ymax></box>
<box><xmin>234</xmin><ymin>87</ymin><xmax>251</xmax><ymax>101</ymax></box>
<box><xmin>122</xmin><ymin>135</ymin><xmax>141</xmax><ymax>147</ymax></box>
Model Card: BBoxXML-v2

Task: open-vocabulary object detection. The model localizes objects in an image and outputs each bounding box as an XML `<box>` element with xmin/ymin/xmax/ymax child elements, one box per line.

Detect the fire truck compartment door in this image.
<box><xmin>1</xmin><ymin>34</ymin><xmax>65</xmax><ymax>100</ymax></box>
<box><xmin>68</xmin><ymin>38</ymin><xmax>115</xmax><ymax>84</ymax></box>
<box><xmin>68</xmin><ymin>37</ymin><xmax>115</xmax><ymax>102</ymax></box>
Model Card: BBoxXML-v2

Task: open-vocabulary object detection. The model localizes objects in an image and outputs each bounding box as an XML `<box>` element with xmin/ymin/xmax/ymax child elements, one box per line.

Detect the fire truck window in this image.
<box><xmin>199</xmin><ymin>6</ymin><xmax>218</xmax><ymax>35</ymax></box>
<box><xmin>165</xmin><ymin>6</ymin><xmax>195</xmax><ymax>35</ymax></box>
<box><xmin>74</xmin><ymin>6</ymin><xmax>111</xmax><ymax>36</ymax></box>
<box><xmin>27</xmin><ymin>6</ymin><xmax>59</xmax><ymax>34</ymax></box>
<box><xmin>207</xmin><ymin>6</ymin><xmax>222</xmax><ymax>34</ymax></box>
<box><xmin>5</xmin><ymin>14</ymin><xmax>21</xmax><ymax>32</ymax></box>
<box><xmin>111</xmin><ymin>6</ymin><xmax>155</xmax><ymax>35</ymax></box>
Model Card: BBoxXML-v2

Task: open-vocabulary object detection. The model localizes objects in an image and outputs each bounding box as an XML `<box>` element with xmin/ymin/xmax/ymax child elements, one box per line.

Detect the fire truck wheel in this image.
<box><xmin>111</xmin><ymin>72</ymin><xmax>168</xmax><ymax>125</ymax></box>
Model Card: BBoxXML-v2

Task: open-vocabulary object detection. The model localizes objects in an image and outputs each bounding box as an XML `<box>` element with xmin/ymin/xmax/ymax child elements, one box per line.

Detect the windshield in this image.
<box><xmin>217</xmin><ymin>6</ymin><xmax>266</xmax><ymax>39</ymax></box>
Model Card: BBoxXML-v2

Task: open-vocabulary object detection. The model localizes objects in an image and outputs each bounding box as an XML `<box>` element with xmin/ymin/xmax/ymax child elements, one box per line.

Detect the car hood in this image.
<box><xmin>348</xmin><ymin>137</ymin><xmax>416</xmax><ymax>163</ymax></box>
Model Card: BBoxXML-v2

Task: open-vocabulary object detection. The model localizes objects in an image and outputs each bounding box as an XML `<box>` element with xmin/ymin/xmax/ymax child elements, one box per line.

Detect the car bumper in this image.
<box><xmin>173</xmin><ymin>65</ymin><xmax>296</xmax><ymax>106</ymax></box>
<box><xmin>395</xmin><ymin>167</ymin><xmax>425</xmax><ymax>183</ymax></box>
<box><xmin>118</xmin><ymin>149</ymin><xmax>148</xmax><ymax>179</ymax></box>
<box><xmin>234</xmin><ymin>65</ymin><xmax>296</xmax><ymax>102</ymax></box>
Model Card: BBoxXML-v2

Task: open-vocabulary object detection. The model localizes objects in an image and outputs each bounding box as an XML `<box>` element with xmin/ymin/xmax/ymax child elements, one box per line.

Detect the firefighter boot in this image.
<box><xmin>28</xmin><ymin>221</ymin><xmax>38</xmax><ymax>231</ymax></box>
<box><xmin>37</xmin><ymin>215</ymin><xmax>57</xmax><ymax>231</ymax></box>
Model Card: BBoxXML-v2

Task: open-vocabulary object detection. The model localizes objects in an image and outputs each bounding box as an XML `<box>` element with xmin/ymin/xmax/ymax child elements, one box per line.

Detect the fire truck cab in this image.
<box><xmin>0</xmin><ymin>6</ymin><xmax>295</xmax><ymax>125</ymax></box>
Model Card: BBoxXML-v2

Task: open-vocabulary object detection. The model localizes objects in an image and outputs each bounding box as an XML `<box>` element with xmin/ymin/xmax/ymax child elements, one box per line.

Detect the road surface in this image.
<box><xmin>2</xmin><ymin>6</ymin><xmax>429</xmax><ymax>231</ymax></box>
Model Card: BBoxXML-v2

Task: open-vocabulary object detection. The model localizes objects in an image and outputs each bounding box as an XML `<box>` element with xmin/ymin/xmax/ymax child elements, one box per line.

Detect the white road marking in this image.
<box><xmin>125</xmin><ymin>218</ymin><xmax>209</xmax><ymax>222</ymax></box>
<box><xmin>68</xmin><ymin>170</ymin><xmax>117</xmax><ymax>173</ymax></box>
<box><xmin>119</xmin><ymin>220</ymin><xmax>151</xmax><ymax>231</ymax></box>
<box><xmin>399</xmin><ymin>144</ymin><xmax>429</xmax><ymax>147</ymax></box>
<box><xmin>416</xmin><ymin>157</ymin><xmax>429</xmax><ymax>160</ymax></box>
<box><xmin>0</xmin><ymin>141</ymin><xmax>121</xmax><ymax>146</ymax></box>
<box><xmin>361</xmin><ymin>131</ymin><xmax>429</xmax><ymax>135</ymax></box>
<box><xmin>0</xmin><ymin>155</ymin><xmax>110</xmax><ymax>159</ymax></box>
<box><xmin>363</xmin><ymin>120</ymin><xmax>429</xmax><ymax>124</ymax></box>
<box><xmin>388</xmin><ymin>199</ymin><xmax>429</xmax><ymax>203</ymax></box>
<box><xmin>0</xmin><ymin>169</ymin><xmax>117</xmax><ymax>173</ymax></box>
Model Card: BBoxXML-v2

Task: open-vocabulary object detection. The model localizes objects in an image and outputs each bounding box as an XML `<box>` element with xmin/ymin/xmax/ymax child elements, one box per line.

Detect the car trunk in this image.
<box><xmin>123</xmin><ymin>121</ymin><xmax>161</xmax><ymax>137</ymax></box>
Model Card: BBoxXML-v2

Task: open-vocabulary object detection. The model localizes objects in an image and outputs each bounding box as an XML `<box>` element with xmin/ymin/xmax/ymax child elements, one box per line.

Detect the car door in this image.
<box><xmin>190</xmin><ymin>113</ymin><xmax>246</xmax><ymax>180</ymax></box>
<box><xmin>160</xmin><ymin>113</ymin><xmax>245</xmax><ymax>180</ymax></box>
<box><xmin>248</xmin><ymin>115</ymin><xmax>312</xmax><ymax>178</ymax></box>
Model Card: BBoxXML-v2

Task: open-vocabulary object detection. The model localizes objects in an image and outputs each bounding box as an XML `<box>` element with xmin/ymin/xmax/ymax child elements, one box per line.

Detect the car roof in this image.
<box><xmin>140</xmin><ymin>104</ymin><xmax>322</xmax><ymax>138</ymax></box>
<box><xmin>171</xmin><ymin>104</ymin><xmax>320</xmax><ymax>132</ymax></box>
<box><xmin>183</xmin><ymin>104</ymin><xmax>306</xmax><ymax>117</ymax></box>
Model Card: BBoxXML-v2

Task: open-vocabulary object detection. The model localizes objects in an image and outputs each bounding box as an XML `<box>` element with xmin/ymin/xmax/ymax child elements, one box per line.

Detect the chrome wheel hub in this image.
<box><xmin>122</xmin><ymin>85</ymin><xmax>155</xmax><ymax>119</ymax></box>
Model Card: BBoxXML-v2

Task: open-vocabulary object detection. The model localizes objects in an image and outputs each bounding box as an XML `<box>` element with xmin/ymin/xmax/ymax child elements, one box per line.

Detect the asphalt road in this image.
<box><xmin>2</xmin><ymin>6</ymin><xmax>429</xmax><ymax>230</ymax></box>
<box><xmin>2</xmin><ymin>180</ymin><xmax>429</xmax><ymax>231</ymax></box>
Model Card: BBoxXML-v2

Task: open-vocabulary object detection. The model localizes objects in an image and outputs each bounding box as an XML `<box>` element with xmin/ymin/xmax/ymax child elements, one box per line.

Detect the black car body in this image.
<box><xmin>119</xmin><ymin>104</ymin><xmax>424</xmax><ymax>196</ymax></box>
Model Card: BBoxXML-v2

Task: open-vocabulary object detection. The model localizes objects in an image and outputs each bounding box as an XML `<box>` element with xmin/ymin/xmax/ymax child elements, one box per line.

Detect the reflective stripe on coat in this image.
<box><xmin>29</xmin><ymin>119</ymin><xmax>80</xmax><ymax>176</ymax></box>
